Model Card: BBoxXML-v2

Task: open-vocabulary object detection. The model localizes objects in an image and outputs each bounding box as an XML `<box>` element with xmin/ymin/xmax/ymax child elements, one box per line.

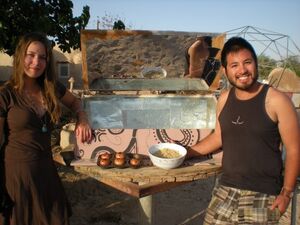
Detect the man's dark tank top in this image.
<box><xmin>219</xmin><ymin>84</ymin><xmax>283</xmax><ymax>195</ymax></box>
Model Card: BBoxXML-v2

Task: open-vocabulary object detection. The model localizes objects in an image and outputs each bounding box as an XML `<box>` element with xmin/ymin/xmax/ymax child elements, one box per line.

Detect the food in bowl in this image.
<box><xmin>153</xmin><ymin>148</ymin><xmax>181</xmax><ymax>158</ymax></box>
<box><xmin>148</xmin><ymin>143</ymin><xmax>187</xmax><ymax>169</ymax></box>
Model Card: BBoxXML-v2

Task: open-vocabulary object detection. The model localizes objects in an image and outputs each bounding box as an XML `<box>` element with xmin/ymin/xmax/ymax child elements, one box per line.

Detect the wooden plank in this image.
<box><xmin>138</xmin><ymin>181</ymin><xmax>191</xmax><ymax>197</ymax></box>
<box><xmin>74</xmin><ymin>161</ymin><xmax>222</xmax><ymax>183</ymax></box>
<box><xmin>79</xmin><ymin>172</ymin><xmax>193</xmax><ymax>198</ymax></box>
<box><xmin>99</xmin><ymin>177</ymin><xmax>141</xmax><ymax>197</ymax></box>
<box><xmin>74</xmin><ymin>159</ymin><xmax>222</xmax><ymax>197</ymax></box>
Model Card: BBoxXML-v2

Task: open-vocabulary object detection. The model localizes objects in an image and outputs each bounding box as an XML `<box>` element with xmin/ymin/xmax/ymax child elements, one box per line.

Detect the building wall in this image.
<box><xmin>0</xmin><ymin>53</ymin><xmax>13</xmax><ymax>82</ymax></box>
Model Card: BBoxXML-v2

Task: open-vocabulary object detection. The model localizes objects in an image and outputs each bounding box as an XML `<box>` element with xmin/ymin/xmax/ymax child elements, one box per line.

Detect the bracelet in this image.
<box><xmin>280</xmin><ymin>187</ymin><xmax>294</xmax><ymax>198</ymax></box>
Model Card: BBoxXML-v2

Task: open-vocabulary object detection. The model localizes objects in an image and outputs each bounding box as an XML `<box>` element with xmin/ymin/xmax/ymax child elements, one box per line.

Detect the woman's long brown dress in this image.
<box><xmin>0</xmin><ymin>83</ymin><xmax>71</xmax><ymax>225</ymax></box>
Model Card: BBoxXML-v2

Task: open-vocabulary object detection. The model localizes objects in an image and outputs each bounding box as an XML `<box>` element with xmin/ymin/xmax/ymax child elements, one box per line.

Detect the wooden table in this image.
<box><xmin>73</xmin><ymin>158</ymin><xmax>222</xmax><ymax>225</ymax></box>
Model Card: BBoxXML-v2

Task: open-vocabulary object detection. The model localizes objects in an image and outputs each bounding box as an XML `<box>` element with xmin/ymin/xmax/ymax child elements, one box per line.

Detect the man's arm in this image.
<box><xmin>187</xmin><ymin>90</ymin><xmax>228</xmax><ymax>157</ymax></box>
<box><xmin>277</xmin><ymin>92</ymin><xmax>300</xmax><ymax>193</ymax></box>
<box><xmin>269</xmin><ymin>89</ymin><xmax>300</xmax><ymax>213</ymax></box>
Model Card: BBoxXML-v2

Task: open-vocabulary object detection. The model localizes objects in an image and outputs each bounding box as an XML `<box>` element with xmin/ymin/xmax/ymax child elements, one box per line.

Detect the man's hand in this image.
<box><xmin>270</xmin><ymin>193</ymin><xmax>291</xmax><ymax>214</ymax></box>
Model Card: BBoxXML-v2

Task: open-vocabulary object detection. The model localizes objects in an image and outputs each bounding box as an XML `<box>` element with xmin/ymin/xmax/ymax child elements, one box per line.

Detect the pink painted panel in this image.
<box><xmin>75</xmin><ymin>128</ymin><xmax>212</xmax><ymax>160</ymax></box>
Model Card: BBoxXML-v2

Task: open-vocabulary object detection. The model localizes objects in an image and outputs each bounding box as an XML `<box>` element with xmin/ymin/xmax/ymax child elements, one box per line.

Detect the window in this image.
<box><xmin>57</xmin><ymin>62</ymin><xmax>70</xmax><ymax>78</ymax></box>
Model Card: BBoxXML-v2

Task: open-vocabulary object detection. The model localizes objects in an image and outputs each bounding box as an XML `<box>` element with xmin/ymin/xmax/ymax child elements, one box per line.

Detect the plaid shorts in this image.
<box><xmin>203</xmin><ymin>184</ymin><xmax>281</xmax><ymax>225</ymax></box>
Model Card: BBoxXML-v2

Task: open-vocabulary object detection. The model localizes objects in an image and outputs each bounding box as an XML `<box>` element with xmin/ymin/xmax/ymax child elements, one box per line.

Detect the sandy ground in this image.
<box><xmin>58</xmin><ymin>165</ymin><xmax>215</xmax><ymax>225</ymax></box>
<box><xmin>56</xmin><ymin>164</ymin><xmax>299</xmax><ymax>225</ymax></box>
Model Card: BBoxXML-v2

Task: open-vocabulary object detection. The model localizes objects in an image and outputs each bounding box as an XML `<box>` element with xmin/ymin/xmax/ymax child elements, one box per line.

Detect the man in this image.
<box><xmin>188</xmin><ymin>37</ymin><xmax>300</xmax><ymax>224</ymax></box>
<box><xmin>184</xmin><ymin>36</ymin><xmax>221</xmax><ymax>86</ymax></box>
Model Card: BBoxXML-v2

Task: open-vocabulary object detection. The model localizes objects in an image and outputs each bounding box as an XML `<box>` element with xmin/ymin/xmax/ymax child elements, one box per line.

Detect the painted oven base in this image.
<box><xmin>70</xmin><ymin>128</ymin><xmax>218</xmax><ymax>166</ymax></box>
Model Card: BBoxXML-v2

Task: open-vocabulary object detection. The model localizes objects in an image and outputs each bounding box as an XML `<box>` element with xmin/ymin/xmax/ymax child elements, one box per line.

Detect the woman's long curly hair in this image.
<box><xmin>8</xmin><ymin>32</ymin><xmax>61</xmax><ymax>123</ymax></box>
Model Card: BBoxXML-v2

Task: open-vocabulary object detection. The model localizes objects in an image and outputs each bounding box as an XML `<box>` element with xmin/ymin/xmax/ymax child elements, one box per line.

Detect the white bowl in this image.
<box><xmin>141</xmin><ymin>67</ymin><xmax>167</xmax><ymax>79</ymax></box>
<box><xmin>148</xmin><ymin>143</ymin><xmax>187</xmax><ymax>169</ymax></box>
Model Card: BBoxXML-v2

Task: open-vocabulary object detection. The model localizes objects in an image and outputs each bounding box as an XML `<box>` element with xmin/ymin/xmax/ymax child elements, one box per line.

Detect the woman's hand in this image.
<box><xmin>60</xmin><ymin>91</ymin><xmax>93</xmax><ymax>143</ymax></box>
<box><xmin>75</xmin><ymin>111</ymin><xmax>92</xmax><ymax>143</ymax></box>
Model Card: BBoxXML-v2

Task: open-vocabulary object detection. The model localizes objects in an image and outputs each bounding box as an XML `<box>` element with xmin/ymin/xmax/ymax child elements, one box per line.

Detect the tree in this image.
<box><xmin>97</xmin><ymin>12</ymin><xmax>130</xmax><ymax>30</ymax></box>
<box><xmin>257</xmin><ymin>55</ymin><xmax>277</xmax><ymax>80</ymax></box>
<box><xmin>113</xmin><ymin>20</ymin><xmax>125</xmax><ymax>30</ymax></box>
<box><xmin>286</xmin><ymin>56</ymin><xmax>300</xmax><ymax>77</ymax></box>
<box><xmin>0</xmin><ymin>0</ymin><xmax>90</xmax><ymax>56</ymax></box>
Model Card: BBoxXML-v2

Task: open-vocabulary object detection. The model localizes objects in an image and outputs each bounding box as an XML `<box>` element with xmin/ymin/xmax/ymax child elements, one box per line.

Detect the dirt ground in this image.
<box><xmin>57</xmin><ymin>164</ymin><xmax>300</xmax><ymax>225</ymax></box>
<box><xmin>59</xmin><ymin>165</ymin><xmax>215</xmax><ymax>225</ymax></box>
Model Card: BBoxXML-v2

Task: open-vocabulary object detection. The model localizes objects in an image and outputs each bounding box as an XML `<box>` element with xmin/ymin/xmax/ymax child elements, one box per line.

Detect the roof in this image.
<box><xmin>268</xmin><ymin>67</ymin><xmax>300</xmax><ymax>92</ymax></box>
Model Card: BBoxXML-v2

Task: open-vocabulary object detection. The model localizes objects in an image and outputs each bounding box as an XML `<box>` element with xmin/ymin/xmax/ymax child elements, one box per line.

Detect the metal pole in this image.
<box><xmin>291</xmin><ymin>177</ymin><xmax>300</xmax><ymax>225</ymax></box>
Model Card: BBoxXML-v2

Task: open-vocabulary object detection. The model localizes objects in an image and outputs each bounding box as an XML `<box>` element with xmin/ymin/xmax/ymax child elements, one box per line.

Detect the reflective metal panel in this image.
<box><xmin>84</xmin><ymin>94</ymin><xmax>217</xmax><ymax>129</ymax></box>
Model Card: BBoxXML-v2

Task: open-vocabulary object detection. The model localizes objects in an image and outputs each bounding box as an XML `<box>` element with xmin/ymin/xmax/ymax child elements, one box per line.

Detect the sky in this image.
<box><xmin>72</xmin><ymin>0</ymin><xmax>300</xmax><ymax>59</ymax></box>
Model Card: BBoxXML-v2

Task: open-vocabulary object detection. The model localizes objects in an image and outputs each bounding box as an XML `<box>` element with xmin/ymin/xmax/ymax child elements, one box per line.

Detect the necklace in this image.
<box><xmin>41</xmin><ymin>119</ymin><xmax>48</xmax><ymax>133</ymax></box>
<box><xmin>23</xmin><ymin>90</ymin><xmax>48</xmax><ymax>133</ymax></box>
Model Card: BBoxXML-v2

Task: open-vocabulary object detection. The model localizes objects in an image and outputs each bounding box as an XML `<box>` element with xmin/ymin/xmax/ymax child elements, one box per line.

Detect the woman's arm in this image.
<box><xmin>0</xmin><ymin>118</ymin><xmax>4</xmax><ymax>147</ymax></box>
<box><xmin>60</xmin><ymin>90</ymin><xmax>92</xmax><ymax>143</ymax></box>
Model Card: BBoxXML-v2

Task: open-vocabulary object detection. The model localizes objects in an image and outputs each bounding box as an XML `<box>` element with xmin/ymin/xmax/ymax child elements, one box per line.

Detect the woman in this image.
<box><xmin>0</xmin><ymin>32</ymin><xmax>92</xmax><ymax>225</ymax></box>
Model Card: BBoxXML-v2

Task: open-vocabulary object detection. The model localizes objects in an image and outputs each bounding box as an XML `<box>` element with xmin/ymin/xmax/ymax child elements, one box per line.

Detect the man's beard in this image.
<box><xmin>227</xmin><ymin>73</ymin><xmax>258</xmax><ymax>91</ymax></box>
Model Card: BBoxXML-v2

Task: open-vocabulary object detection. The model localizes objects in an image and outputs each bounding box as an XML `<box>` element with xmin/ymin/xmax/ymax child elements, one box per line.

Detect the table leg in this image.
<box><xmin>138</xmin><ymin>195</ymin><xmax>157</xmax><ymax>225</ymax></box>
